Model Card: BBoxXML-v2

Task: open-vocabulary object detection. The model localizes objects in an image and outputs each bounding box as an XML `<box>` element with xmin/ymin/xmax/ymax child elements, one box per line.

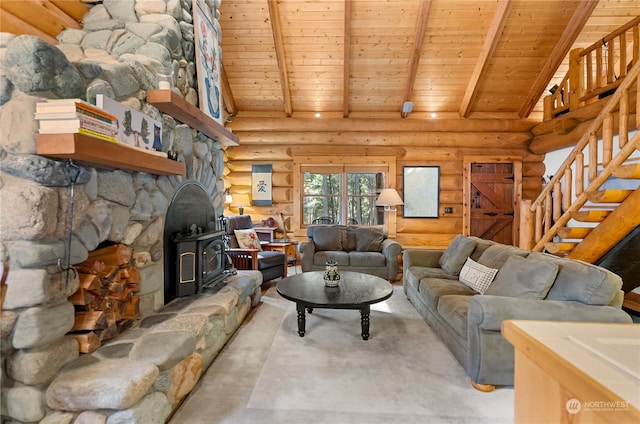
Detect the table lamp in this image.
<box><xmin>375</xmin><ymin>188</ymin><xmax>403</xmax><ymax>238</ymax></box>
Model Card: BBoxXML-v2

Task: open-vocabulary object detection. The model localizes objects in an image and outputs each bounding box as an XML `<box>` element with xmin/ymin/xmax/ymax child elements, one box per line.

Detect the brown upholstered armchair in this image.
<box><xmin>224</xmin><ymin>215</ymin><xmax>286</xmax><ymax>282</ymax></box>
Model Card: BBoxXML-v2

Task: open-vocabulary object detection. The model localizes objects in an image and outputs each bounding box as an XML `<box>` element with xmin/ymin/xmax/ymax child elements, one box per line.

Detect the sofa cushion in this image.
<box><xmin>354</xmin><ymin>227</ymin><xmax>385</xmax><ymax>252</ymax></box>
<box><xmin>477</xmin><ymin>243</ymin><xmax>529</xmax><ymax>269</ymax></box>
<box><xmin>468</xmin><ymin>237</ymin><xmax>494</xmax><ymax>262</ymax></box>
<box><xmin>257</xmin><ymin>251</ymin><xmax>284</xmax><ymax>270</ymax></box>
<box><xmin>234</xmin><ymin>229</ymin><xmax>262</xmax><ymax>250</ymax></box>
<box><xmin>313</xmin><ymin>226</ymin><xmax>343</xmax><ymax>251</ymax></box>
<box><xmin>418</xmin><ymin>278</ymin><xmax>476</xmax><ymax>311</ymax></box>
<box><xmin>437</xmin><ymin>295</ymin><xmax>471</xmax><ymax>340</ymax></box>
<box><xmin>458</xmin><ymin>257</ymin><xmax>498</xmax><ymax>294</ymax></box>
<box><xmin>313</xmin><ymin>250</ymin><xmax>350</xmax><ymax>266</ymax></box>
<box><xmin>349</xmin><ymin>252</ymin><xmax>386</xmax><ymax>267</ymax></box>
<box><xmin>527</xmin><ymin>252</ymin><xmax>622</xmax><ymax>305</ymax></box>
<box><xmin>484</xmin><ymin>255</ymin><xmax>558</xmax><ymax>299</ymax></box>
<box><xmin>438</xmin><ymin>235</ymin><xmax>476</xmax><ymax>276</ymax></box>
<box><xmin>343</xmin><ymin>227</ymin><xmax>358</xmax><ymax>251</ymax></box>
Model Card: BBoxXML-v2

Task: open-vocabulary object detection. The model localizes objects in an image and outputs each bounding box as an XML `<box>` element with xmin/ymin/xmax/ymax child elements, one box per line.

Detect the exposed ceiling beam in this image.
<box><xmin>343</xmin><ymin>0</ymin><xmax>352</xmax><ymax>118</ymax></box>
<box><xmin>221</xmin><ymin>65</ymin><xmax>237</xmax><ymax>118</ymax></box>
<box><xmin>517</xmin><ymin>0</ymin><xmax>599</xmax><ymax>118</ymax></box>
<box><xmin>401</xmin><ymin>0</ymin><xmax>432</xmax><ymax>117</ymax></box>
<box><xmin>459</xmin><ymin>0</ymin><xmax>512</xmax><ymax>118</ymax></box>
<box><xmin>267</xmin><ymin>0</ymin><xmax>293</xmax><ymax>117</ymax></box>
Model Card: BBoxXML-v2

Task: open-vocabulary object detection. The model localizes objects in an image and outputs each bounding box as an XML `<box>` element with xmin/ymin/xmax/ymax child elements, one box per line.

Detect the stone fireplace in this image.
<box><xmin>0</xmin><ymin>1</ymin><xmax>262</xmax><ymax>422</ymax></box>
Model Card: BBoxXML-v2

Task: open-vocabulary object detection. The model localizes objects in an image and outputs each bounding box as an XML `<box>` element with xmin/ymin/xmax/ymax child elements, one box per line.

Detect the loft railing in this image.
<box><xmin>544</xmin><ymin>16</ymin><xmax>640</xmax><ymax>121</ymax></box>
<box><xmin>520</xmin><ymin>61</ymin><xmax>640</xmax><ymax>252</ymax></box>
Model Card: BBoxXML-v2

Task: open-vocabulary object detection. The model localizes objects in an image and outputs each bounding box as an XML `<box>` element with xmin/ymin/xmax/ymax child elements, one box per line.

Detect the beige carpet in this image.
<box><xmin>170</xmin><ymin>285</ymin><xmax>514</xmax><ymax>424</ymax></box>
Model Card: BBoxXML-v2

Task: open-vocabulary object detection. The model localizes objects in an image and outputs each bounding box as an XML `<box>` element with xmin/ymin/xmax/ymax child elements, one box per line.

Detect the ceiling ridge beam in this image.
<box><xmin>343</xmin><ymin>0</ymin><xmax>352</xmax><ymax>118</ymax></box>
<box><xmin>401</xmin><ymin>0</ymin><xmax>432</xmax><ymax>117</ymax></box>
<box><xmin>517</xmin><ymin>0</ymin><xmax>599</xmax><ymax>118</ymax></box>
<box><xmin>268</xmin><ymin>0</ymin><xmax>293</xmax><ymax>117</ymax></box>
<box><xmin>459</xmin><ymin>0</ymin><xmax>512</xmax><ymax>118</ymax></box>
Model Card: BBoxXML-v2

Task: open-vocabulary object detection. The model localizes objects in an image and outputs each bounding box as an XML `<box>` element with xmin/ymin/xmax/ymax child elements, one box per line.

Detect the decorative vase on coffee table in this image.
<box><xmin>323</xmin><ymin>261</ymin><xmax>340</xmax><ymax>287</ymax></box>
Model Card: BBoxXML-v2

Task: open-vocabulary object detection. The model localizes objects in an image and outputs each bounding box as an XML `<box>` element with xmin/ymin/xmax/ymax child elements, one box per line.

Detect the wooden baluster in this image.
<box><xmin>544</xmin><ymin>192</ymin><xmax>552</xmax><ymax>234</ymax></box>
<box><xmin>586</xmin><ymin>51</ymin><xmax>593</xmax><ymax>92</ymax></box>
<box><xmin>607</xmin><ymin>38</ymin><xmax>615</xmax><ymax>84</ymax></box>
<box><xmin>552</xmin><ymin>182</ymin><xmax>562</xmax><ymax>223</ymax></box>
<box><xmin>620</xmin><ymin>90</ymin><xmax>629</xmax><ymax>148</ymax></box>
<box><xmin>563</xmin><ymin>167</ymin><xmax>572</xmax><ymax>213</ymax></box>
<box><xmin>576</xmin><ymin>152</ymin><xmax>584</xmax><ymax>196</ymax></box>
<box><xmin>596</xmin><ymin>46</ymin><xmax>603</xmax><ymax>89</ymax></box>
<box><xmin>535</xmin><ymin>204</ymin><xmax>543</xmax><ymax>243</ymax></box>
<box><xmin>620</xmin><ymin>32</ymin><xmax>627</xmax><ymax>77</ymax></box>
<box><xmin>589</xmin><ymin>132</ymin><xmax>598</xmax><ymax>183</ymax></box>
<box><xmin>633</xmin><ymin>26</ymin><xmax>639</xmax><ymax>65</ymax></box>
<box><xmin>603</xmin><ymin>112</ymin><xmax>613</xmax><ymax>166</ymax></box>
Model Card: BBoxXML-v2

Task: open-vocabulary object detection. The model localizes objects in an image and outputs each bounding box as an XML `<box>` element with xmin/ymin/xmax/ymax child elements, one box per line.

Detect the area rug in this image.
<box><xmin>246</xmin><ymin>285</ymin><xmax>513</xmax><ymax>422</ymax></box>
<box><xmin>170</xmin><ymin>285</ymin><xmax>514</xmax><ymax>424</ymax></box>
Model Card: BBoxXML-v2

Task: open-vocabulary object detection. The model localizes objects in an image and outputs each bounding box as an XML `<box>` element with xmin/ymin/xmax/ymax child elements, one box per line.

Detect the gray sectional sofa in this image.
<box><xmin>299</xmin><ymin>224</ymin><xmax>402</xmax><ymax>281</ymax></box>
<box><xmin>403</xmin><ymin>235</ymin><xmax>632</xmax><ymax>390</ymax></box>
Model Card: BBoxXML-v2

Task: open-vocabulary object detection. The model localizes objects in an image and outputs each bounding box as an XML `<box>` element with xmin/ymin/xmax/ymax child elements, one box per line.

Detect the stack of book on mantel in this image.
<box><xmin>35</xmin><ymin>99</ymin><xmax>118</xmax><ymax>143</ymax></box>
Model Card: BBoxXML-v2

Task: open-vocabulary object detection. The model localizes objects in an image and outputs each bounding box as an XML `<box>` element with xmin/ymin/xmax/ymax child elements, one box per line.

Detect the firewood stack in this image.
<box><xmin>67</xmin><ymin>244</ymin><xmax>140</xmax><ymax>353</ymax></box>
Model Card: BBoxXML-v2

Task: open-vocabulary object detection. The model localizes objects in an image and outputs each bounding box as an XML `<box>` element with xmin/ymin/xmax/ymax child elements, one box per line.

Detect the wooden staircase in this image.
<box><xmin>520</xmin><ymin>59</ymin><xmax>640</xmax><ymax>263</ymax></box>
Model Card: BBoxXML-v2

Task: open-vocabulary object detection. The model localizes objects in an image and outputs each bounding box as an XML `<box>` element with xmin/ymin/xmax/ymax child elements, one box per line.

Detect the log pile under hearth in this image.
<box><xmin>67</xmin><ymin>244</ymin><xmax>140</xmax><ymax>353</ymax></box>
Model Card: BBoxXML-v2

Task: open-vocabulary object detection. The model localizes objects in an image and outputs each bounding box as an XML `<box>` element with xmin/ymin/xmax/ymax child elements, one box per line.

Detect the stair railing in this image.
<box><xmin>521</xmin><ymin>61</ymin><xmax>640</xmax><ymax>252</ymax></box>
<box><xmin>544</xmin><ymin>16</ymin><xmax>640</xmax><ymax>121</ymax></box>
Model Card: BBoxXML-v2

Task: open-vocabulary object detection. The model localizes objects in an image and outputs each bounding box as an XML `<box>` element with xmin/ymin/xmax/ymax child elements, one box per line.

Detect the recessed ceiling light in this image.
<box><xmin>315</xmin><ymin>113</ymin><xmax>321</xmax><ymax>118</ymax></box>
<box><xmin>430</xmin><ymin>113</ymin><xmax>438</xmax><ymax>118</ymax></box>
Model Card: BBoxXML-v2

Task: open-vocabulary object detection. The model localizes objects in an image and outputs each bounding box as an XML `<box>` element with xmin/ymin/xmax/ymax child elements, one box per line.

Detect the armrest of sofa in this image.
<box><xmin>298</xmin><ymin>241</ymin><xmax>315</xmax><ymax>271</ymax></box>
<box><xmin>381</xmin><ymin>239</ymin><xmax>402</xmax><ymax>280</ymax></box>
<box><xmin>468</xmin><ymin>295</ymin><xmax>633</xmax><ymax>332</ymax></box>
<box><xmin>402</xmin><ymin>249</ymin><xmax>443</xmax><ymax>269</ymax></box>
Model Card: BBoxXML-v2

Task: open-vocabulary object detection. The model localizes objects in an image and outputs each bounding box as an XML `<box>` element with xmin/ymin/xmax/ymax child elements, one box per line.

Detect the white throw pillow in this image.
<box><xmin>459</xmin><ymin>257</ymin><xmax>498</xmax><ymax>294</ymax></box>
<box><xmin>233</xmin><ymin>229</ymin><xmax>262</xmax><ymax>250</ymax></box>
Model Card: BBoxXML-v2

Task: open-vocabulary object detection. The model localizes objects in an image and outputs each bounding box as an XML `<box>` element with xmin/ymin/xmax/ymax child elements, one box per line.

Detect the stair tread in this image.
<box><xmin>586</xmin><ymin>189</ymin><xmax>634</xmax><ymax>203</ymax></box>
<box><xmin>557</xmin><ymin>227</ymin><xmax>592</xmax><ymax>238</ymax></box>
<box><xmin>570</xmin><ymin>210</ymin><xmax>611</xmax><ymax>222</ymax></box>
<box><xmin>612</xmin><ymin>163</ymin><xmax>640</xmax><ymax>179</ymax></box>
<box><xmin>545</xmin><ymin>242</ymin><xmax>577</xmax><ymax>255</ymax></box>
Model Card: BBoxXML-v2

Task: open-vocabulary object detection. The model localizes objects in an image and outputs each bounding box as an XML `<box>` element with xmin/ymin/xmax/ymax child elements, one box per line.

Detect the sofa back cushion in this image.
<box><xmin>439</xmin><ymin>235</ymin><xmax>476</xmax><ymax>276</ymax></box>
<box><xmin>343</xmin><ymin>227</ymin><xmax>358</xmax><ymax>251</ymax></box>
<box><xmin>468</xmin><ymin>237</ymin><xmax>494</xmax><ymax>262</ymax></box>
<box><xmin>311</xmin><ymin>226</ymin><xmax>343</xmax><ymax>251</ymax></box>
<box><xmin>354</xmin><ymin>227</ymin><xmax>385</xmax><ymax>252</ymax></box>
<box><xmin>458</xmin><ymin>257</ymin><xmax>498</xmax><ymax>294</ymax></box>
<box><xmin>477</xmin><ymin>243</ymin><xmax>529</xmax><ymax>269</ymax></box>
<box><xmin>484</xmin><ymin>255</ymin><xmax>558</xmax><ymax>299</ymax></box>
<box><xmin>527</xmin><ymin>252</ymin><xmax>623</xmax><ymax>305</ymax></box>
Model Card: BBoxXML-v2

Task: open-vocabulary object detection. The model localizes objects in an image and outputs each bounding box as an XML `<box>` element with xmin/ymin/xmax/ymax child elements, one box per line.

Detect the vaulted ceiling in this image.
<box><xmin>2</xmin><ymin>0</ymin><xmax>639</xmax><ymax>123</ymax></box>
<box><xmin>218</xmin><ymin>0</ymin><xmax>640</xmax><ymax>121</ymax></box>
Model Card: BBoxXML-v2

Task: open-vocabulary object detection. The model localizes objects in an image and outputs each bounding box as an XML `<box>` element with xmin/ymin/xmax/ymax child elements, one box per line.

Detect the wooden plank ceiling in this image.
<box><xmin>218</xmin><ymin>0</ymin><xmax>640</xmax><ymax>121</ymax></box>
<box><xmin>2</xmin><ymin>0</ymin><xmax>639</xmax><ymax>122</ymax></box>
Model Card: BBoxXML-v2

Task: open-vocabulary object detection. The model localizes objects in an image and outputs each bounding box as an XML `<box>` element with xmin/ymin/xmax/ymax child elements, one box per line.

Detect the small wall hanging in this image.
<box><xmin>252</xmin><ymin>164</ymin><xmax>272</xmax><ymax>206</ymax></box>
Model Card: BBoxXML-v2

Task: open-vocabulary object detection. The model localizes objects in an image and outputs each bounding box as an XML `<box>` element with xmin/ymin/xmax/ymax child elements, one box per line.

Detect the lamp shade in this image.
<box><xmin>231</xmin><ymin>193</ymin><xmax>251</xmax><ymax>207</ymax></box>
<box><xmin>375</xmin><ymin>188</ymin><xmax>404</xmax><ymax>207</ymax></box>
<box><xmin>224</xmin><ymin>189</ymin><xmax>233</xmax><ymax>205</ymax></box>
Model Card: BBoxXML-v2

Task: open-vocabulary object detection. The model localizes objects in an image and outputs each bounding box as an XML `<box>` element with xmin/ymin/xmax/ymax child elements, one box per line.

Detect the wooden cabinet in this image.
<box><xmin>502</xmin><ymin>320</ymin><xmax>640</xmax><ymax>424</ymax></box>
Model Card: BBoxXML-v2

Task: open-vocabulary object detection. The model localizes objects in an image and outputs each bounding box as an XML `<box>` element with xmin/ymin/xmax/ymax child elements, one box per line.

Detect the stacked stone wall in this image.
<box><xmin>0</xmin><ymin>1</ymin><xmax>249</xmax><ymax>422</ymax></box>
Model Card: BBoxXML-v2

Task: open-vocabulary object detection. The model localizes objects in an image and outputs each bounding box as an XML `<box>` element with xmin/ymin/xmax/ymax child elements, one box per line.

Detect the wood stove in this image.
<box><xmin>173</xmin><ymin>227</ymin><xmax>226</xmax><ymax>297</ymax></box>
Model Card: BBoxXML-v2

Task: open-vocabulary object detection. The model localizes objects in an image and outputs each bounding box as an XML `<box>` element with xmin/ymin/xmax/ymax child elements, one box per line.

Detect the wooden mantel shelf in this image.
<box><xmin>37</xmin><ymin>133</ymin><xmax>186</xmax><ymax>176</ymax></box>
<box><xmin>146</xmin><ymin>89</ymin><xmax>239</xmax><ymax>146</ymax></box>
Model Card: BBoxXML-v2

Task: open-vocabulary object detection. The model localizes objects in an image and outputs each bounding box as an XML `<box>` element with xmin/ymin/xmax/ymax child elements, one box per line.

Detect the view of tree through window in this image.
<box><xmin>303</xmin><ymin>169</ymin><xmax>384</xmax><ymax>225</ymax></box>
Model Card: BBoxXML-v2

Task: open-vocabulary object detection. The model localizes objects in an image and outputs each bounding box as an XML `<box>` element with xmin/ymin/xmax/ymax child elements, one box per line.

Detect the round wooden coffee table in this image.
<box><xmin>276</xmin><ymin>271</ymin><xmax>393</xmax><ymax>340</ymax></box>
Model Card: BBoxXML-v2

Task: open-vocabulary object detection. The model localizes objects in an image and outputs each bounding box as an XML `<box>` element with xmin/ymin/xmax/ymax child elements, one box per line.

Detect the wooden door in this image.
<box><xmin>469</xmin><ymin>162</ymin><xmax>515</xmax><ymax>245</ymax></box>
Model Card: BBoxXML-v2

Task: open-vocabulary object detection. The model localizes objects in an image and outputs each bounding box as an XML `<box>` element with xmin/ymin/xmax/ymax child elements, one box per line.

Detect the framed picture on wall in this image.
<box><xmin>193</xmin><ymin>0</ymin><xmax>222</xmax><ymax>125</ymax></box>
<box><xmin>403</xmin><ymin>166</ymin><xmax>440</xmax><ymax>218</ymax></box>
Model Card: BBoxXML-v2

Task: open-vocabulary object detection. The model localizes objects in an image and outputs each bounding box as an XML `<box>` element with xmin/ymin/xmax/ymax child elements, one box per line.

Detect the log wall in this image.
<box><xmin>224</xmin><ymin>117</ymin><xmax>542</xmax><ymax>248</ymax></box>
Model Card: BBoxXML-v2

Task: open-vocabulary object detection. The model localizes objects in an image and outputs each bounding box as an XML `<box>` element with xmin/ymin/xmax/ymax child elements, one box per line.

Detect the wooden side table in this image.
<box><xmin>262</xmin><ymin>241</ymin><xmax>298</xmax><ymax>276</ymax></box>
